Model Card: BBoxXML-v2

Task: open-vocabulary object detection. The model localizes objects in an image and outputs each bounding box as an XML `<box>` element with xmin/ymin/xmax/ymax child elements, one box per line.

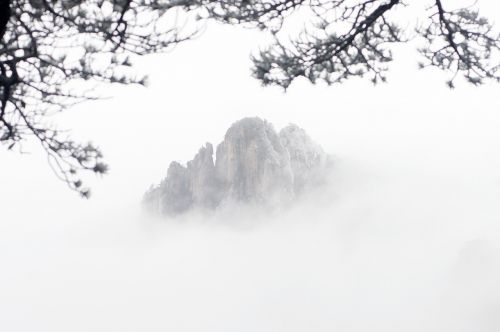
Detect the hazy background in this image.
<box><xmin>2</xmin><ymin>4</ymin><xmax>500</xmax><ymax>330</ymax></box>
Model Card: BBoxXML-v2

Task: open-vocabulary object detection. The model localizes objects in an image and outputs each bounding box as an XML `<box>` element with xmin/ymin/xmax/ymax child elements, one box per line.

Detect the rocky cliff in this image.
<box><xmin>143</xmin><ymin>117</ymin><xmax>330</xmax><ymax>215</ymax></box>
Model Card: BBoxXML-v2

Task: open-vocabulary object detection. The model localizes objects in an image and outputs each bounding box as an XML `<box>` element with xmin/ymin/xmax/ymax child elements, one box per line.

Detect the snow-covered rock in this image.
<box><xmin>143</xmin><ymin>117</ymin><xmax>330</xmax><ymax>215</ymax></box>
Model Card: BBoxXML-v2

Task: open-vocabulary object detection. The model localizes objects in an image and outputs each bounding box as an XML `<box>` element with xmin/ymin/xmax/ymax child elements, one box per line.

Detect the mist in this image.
<box><xmin>2</xmin><ymin>19</ymin><xmax>500</xmax><ymax>332</ymax></box>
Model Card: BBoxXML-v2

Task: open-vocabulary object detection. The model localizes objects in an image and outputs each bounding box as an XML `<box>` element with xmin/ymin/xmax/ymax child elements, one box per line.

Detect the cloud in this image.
<box><xmin>1</xmin><ymin>154</ymin><xmax>500</xmax><ymax>332</ymax></box>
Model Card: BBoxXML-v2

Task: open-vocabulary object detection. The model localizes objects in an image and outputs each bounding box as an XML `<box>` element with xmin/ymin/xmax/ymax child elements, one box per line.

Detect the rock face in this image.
<box><xmin>187</xmin><ymin>143</ymin><xmax>220</xmax><ymax>209</ymax></box>
<box><xmin>279</xmin><ymin>124</ymin><xmax>329</xmax><ymax>193</ymax></box>
<box><xmin>215</xmin><ymin>118</ymin><xmax>294</xmax><ymax>204</ymax></box>
<box><xmin>143</xmin><ymin>117</ymin><xmax>330</xmax><ymax>215</ymax></box>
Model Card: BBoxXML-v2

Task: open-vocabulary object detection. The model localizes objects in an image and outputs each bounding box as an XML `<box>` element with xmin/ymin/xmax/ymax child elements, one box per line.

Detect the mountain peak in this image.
<box><xmin>143</xmin><ymin>118</ymin><xmax>331</xmax><ymax>215</ymax></box>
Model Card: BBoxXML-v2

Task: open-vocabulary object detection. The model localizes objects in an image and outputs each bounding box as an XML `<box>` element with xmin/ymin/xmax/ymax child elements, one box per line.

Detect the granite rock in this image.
<box><xmin>143</xmin><ymin>117</ymin><xmax>330</xmax><ymax>215</ymax></box>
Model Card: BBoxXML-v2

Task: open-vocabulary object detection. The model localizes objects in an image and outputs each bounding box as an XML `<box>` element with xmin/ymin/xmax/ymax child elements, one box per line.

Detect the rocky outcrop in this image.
<box><xmin>187</xmin><ymin>143</ymin><xmax>220</xmax><ymax>209</ymax></box>
<box><xmin>279</xmin><ymin>124</ymin><xmax>328</xmax><ymax>193</ymax></box>
<box><xmin>143</xmin><ymin>161</ymin><xmax>192</xmax><ymax>215</ymax></box>
<box><xmin>143</xmin><ymin>117</ymin><xmax>330</xmax><ymax>215</ymax></box>
<box><xmin>215</xmin><ymin>118</ymin><xmax>294</xmax><ymax>204</ymax></box>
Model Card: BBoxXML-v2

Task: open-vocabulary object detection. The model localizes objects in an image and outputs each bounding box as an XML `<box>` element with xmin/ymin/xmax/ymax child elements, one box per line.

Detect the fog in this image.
<box><xmin>2</xmin><ymin>17</ymin><xmax>500</xmax><ymax>331</ymax></box>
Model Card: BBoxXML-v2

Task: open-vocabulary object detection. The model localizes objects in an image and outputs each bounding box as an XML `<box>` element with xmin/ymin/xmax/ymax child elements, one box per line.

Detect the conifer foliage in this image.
<box><xmin>1</xmin><ymin>0</ymin><xmax>499</xmax><ymax>195</ymax></box>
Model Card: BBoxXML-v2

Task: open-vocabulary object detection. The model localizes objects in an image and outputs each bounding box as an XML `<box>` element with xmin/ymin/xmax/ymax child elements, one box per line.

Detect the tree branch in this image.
<box><xmin>0</xmin><ymin>0</ymin><xmax>9</xmax><ymax>41</ymax></box>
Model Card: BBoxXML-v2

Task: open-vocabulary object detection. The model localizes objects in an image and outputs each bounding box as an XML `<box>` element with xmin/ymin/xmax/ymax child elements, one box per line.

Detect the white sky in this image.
<box><xmin>1</xmin><ymin>2</ymin><xmax>500</xmax><ymax>331</ymax></box>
